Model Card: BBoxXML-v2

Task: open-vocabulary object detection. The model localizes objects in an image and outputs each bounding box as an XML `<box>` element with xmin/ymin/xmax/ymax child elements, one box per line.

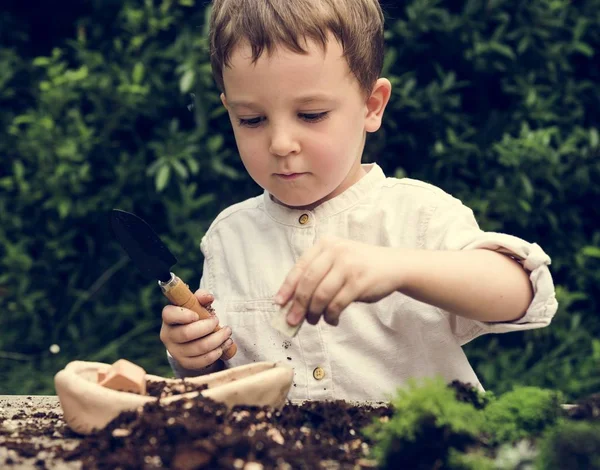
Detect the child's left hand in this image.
<box><xmin>274</xmin><ymin>235</ymin><xmax>403</xmax><ymax>327</ymax></box>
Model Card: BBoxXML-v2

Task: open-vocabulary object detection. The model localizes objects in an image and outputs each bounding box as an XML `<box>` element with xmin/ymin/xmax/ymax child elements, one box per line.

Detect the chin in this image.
<box><xmin>272</xmin><ymin>191</ymin><xmax>321</xmax><ymax>209</ymax></box>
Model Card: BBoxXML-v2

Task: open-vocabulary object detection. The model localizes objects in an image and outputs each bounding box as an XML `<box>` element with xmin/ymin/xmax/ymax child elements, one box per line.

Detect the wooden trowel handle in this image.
<box><xmin>160</xmin><ymin>274</ymin><xmax>237</xmax><ymax>360</ymax></box>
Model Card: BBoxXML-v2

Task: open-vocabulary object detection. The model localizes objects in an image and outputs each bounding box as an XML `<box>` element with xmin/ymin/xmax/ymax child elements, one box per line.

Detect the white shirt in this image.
<box><xmin>168</xmin><ymin>163</ymin><xmax>557</xmax><ymax>401</ymax></box>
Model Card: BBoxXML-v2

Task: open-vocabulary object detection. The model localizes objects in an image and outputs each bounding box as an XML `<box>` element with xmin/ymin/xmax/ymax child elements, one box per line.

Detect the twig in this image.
<box><xmin>88</xmin><ymin>320</ymin><xmax>156</xmax><ymax>363</ymax></box>
<box><xmin>0</xmin><ymin>351</ymin><xmax>33</xmax><ymax>361</ymax></box>
<box><xmin>66</xmin><ymin>255</ymin><xmax>130</xmax><ymax>321</ymax></box>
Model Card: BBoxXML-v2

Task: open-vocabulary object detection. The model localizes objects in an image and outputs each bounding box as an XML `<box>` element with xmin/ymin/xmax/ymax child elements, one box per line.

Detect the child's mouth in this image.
<box><xmin>276</xmin><ymin>173</ymin><xmax>306</xmax><ymax>181</ymax></box>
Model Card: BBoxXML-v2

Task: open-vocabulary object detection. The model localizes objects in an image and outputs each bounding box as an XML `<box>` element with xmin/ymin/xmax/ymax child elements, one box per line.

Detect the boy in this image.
<box><xmin>160</xmin><ymin>0</ymin><xmax>557</xmax><ymax>401</ymax></box>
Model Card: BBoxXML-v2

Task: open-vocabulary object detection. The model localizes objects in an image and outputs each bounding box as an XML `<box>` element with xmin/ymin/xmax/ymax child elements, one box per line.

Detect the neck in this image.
<box><xmin>273</xmin><ymin>161</ymin><xmax>368</xmax><ymax>211</ymax></box>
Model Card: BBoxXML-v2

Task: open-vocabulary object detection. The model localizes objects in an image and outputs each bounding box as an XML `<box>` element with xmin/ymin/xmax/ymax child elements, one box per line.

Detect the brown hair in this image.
<box><xmin>209</xmin><ymin>0</ymin><xmax>385</xmax><ymax>96</ymax></box>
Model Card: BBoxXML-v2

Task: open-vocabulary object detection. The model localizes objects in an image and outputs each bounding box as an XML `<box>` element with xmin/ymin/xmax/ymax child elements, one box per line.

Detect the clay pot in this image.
<box><xmin>54</xmin><ymin>361</ymin><xmax>294</xmax><ymax>435</ymax></box>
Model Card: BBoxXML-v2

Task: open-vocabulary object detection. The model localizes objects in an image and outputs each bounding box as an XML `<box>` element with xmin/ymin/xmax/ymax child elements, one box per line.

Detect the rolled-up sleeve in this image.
<box><xmin>422</xmin><ymin>194</ymin><xmax>558</xmax><ymax>344</ymax></box>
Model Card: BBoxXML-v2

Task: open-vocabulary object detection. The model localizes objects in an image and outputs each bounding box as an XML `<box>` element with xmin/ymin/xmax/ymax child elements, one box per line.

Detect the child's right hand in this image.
<box><xmin>160</xmin><ymin>289</ymin><xmax>233</xmax><ymax>370</ymax></box>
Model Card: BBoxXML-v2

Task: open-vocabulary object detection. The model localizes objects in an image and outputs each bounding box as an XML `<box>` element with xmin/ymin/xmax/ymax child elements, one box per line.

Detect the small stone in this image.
<box><xmin>144</xmin><ymin>455</ymin><xmax>162</xmax><ymax>466</ymax></box>
<box><xmin>349</xmin><ymin>439</ymin><xmax>362</xmax><ymax>451</ymax></box>
<box><xmin>267</xmin><ymin>428</ymin><xmax>285</xmax><ymax>445</ymax></box>
<box><xmin>244</xmin><ymin>462</ymin><xmax>264</xmax><ymax>470</ymax></box>
<box><xmin>112</xmin><ymin>428</ymin><xmax>131</xmax><ymax>437</ymax></box>
<box><xmin>357</xmin><ymin>458</ymin><xmax>377</xmax><ymax>468</ymax></box>
<box><xmin>319</xmin><ymin>460</ymin><xmax>340</xmax><ymax>469</ymax></box>
<box><xmin>235</xmin><ymin>410</ymin><xmax>251</xmax><ymax>421</ymax></box>
<box><xmin>3</xmin><ymin>421</ymin><xmax>18</xmax><ymax>432</ymax></box>
<box><xmin>233</xmin><ymin>458</ymin><xmax>245</xmax><ymax>469</ymax></box>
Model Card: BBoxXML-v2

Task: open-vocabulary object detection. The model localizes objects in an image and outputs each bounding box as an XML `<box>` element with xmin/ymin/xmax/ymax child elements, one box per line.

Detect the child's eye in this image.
<box><xmin>299</xmin><ymin>112</ymin><xmax>329</xmax><ymax>123</ymax></box>
<box><xmin>238</xmin><ymin>116</ymin><xmax>265</xmax><ymax>128</ymax></box>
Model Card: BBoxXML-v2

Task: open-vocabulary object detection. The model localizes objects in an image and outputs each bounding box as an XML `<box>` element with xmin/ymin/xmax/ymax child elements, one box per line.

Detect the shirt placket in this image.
<box><xmin>291</xmin><ymin>211</ymin><xmax>333</xmax><ymax>400</ymax></box>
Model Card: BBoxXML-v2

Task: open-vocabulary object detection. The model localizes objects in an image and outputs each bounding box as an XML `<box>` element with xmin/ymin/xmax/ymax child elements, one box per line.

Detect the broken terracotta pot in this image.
<box><xmin>54</xmin><ymin>360</ymin><xmax>294</xmax><ymax>435</ymax></box>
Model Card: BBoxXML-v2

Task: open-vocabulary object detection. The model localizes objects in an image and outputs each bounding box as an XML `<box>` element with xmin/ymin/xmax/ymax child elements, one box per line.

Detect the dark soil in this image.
<box><xmin>448</xmin><ymin>380</ymin><xmax>489</xmax><ymax>410</ymax></box>
<box><xmin>146</xmin><ymin>379</ymin><xmax>208</xmax><ymax>399</ymax></box>
<box><xmin>60</xmin><ymin>398</ymin><xmax>394</xmax><ymax>469</ymax></box>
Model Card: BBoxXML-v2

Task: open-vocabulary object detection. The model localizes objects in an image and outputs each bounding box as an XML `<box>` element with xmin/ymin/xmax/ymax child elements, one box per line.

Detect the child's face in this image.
<box><xmin>221</xmin><ymin>37</ymin><xmax>383</xmax><ymax>209</ymax></box>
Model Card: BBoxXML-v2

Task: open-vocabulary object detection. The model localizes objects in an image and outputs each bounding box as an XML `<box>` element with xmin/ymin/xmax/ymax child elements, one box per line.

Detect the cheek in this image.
<box><xmin>310</xmin><ymin>122</ymin><xmax>362</xmax><ymax>169</ymax></box>
<box><xmin>232</xmin><ymin>133</ymin><xmax>271</xmax><ymax>183</ymax></box>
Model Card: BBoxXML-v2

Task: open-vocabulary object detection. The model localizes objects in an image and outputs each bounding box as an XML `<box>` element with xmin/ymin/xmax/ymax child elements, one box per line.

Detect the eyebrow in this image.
<box><xmin>228</xmin><ymin>94</ymin><xmax>336</xmax><ymax>109</ymax></box>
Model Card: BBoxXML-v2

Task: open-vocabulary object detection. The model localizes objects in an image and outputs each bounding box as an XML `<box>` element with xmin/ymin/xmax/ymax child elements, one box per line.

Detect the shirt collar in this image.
<box><xmin>262</xmin><ymin>163</ymin><xmax>385</xmax><ymax>226</ymax></box>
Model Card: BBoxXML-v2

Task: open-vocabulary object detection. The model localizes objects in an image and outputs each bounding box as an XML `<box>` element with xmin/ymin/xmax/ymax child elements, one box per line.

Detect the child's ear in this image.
<box><xmin>365</xmin><ymin>78</ymin><xmax>392</xmax><ymax>133</ymax></box>
<box><xmin>220</xmin><ymin>93</ymin><xmax>229</xmax><ymax>110</ymax></box>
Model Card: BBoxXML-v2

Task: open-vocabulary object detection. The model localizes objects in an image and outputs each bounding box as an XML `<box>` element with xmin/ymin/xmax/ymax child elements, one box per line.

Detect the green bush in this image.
<box><xmin>482</xmin><ymin>386</ymin><xmax>563</xmax><ymax>445</ymax></box>
<box><xmin>0</xmin><ymin>0</ymin><xmax>599</xmax><ymax>396</ymax></box>
<box><xmin>536</xmin><ymin>419</ymin><xmax>600</xmax><ymax>470</ymax></box>
<box><xmin>366</xmin><ymin>380</ymin><xmax>597</xmax><ymax>469</ymax></box>
<box><xmin>364</xmin><ymin>378</ymin><xmax>485</xmax><ymax>469</ymax></box>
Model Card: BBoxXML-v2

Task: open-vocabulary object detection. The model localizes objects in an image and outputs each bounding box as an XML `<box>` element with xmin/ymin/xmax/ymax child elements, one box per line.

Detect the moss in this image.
<box><xmin>447</xmin><ymin>448</ymin><xmax>496</xmax><ymax>470</ymax></box>
<box><xmin>493</xmin><ymin>439</ymin><xmax>539</xmax><ymax>469</ymax></box>
<box><xmin>482</xmin><ymin>386</ymin><xmax>563</xmax><ymax>445</ymax></box>
<box><xmin>535</xmin><ymin>419</ymin><xmax>600</xmax><ymax>470</ymax></box>
<box><xmin>363</xmin><ymin>377</ymin><xmax>485</xmax><ymax>469</ymax></box>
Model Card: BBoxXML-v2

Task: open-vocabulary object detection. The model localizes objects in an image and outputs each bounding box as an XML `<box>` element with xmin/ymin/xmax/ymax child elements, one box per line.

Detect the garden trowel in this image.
<box><xmin>109</xmin><ymin>209</ymin><xmax>237</xmax><ymax>360</ymax></box>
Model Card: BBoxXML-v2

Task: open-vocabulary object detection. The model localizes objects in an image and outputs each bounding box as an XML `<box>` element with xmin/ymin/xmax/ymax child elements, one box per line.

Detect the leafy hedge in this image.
<box><xmin>1</xmin><ymin>0</ymin><xmax>599</xmax><ymax>396</ymax></box>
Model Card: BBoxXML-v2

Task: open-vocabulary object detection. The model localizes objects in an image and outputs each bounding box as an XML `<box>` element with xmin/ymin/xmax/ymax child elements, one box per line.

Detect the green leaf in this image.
<box><xmin>172</xmin><ymin>160</ymin><xmax>189</xmax><ymax>179</ymax></box>
<box><xmin>180</xmin><ymin>70</ymin><xmax>195</xmax><ymax>94</ymax></box>
<box><xmin>581</xmin><ymin>246</ymin><xmax>600</xmax><ymax>259</ymax></box>
<box><xmin>13</xmin><ymin>160</ymin><xmax>25</xmax><ymax>180</ymax></box>
<box><xmin>520</xmin><ymin>174</ymin><xmax>534</xmax><ymax>199</ymax></box>
<box><xmin>187</xmin><ymin>158</ymin><xmax>200</xmax><ymax>174</ymax></box>
<box><xmin>573</xmin><ymin>42</ymin><xmax>594</xmax><ymax>57</ymax></box>
<box><xmin>58</xmin><ymin>200</ymin><xmax>71</xmax><ymax>219</ymax></box>
<box><xmin>32</xmin><ymin>57</ymin><xmax>51</xmax><ymax>67</ymax></box>
<box><xmin>489</xmin><ymin>42</ymin><xmax>516</xmax><ymax>60</ymax></box>
<box><xmin>207</xmin><ymin>134</ymin><xmax>224</xmax><ymax>153</ymax></box>
<box><xmin>132</xmin><ymin>62</ymin><xmax>145</xmax><ymax>84</ymax></box>
<box><xmin>590</xmin><ymin>128</ymin><xmax>599</xmax><ymax>148</ymax></box>
<box><xmin>518</xmin><ymin>200</ymin><xmax>532</xmax><ymax>213</ymax></box>
<box><xmin>155</xmin><ymin>165</ymin><xmax>171</xmax><ymax>192</ymax></box>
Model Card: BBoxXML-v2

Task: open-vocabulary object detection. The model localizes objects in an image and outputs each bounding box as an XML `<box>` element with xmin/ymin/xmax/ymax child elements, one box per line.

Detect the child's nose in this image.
<box><xmin>269</xmin><ymin>125</ymin><xmax>300</xmax><ymax>157</ymax></box>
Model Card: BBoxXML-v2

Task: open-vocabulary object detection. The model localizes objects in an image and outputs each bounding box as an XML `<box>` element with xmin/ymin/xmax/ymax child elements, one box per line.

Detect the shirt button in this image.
<box><xmin>313</xmin><ymin>367</ymin><xmax>325</xmax><ymax>380</ymax></box>
<box><xmin>299</xmin><ymin>214</ymin><xmax>310</xmax><ymax>225</ymax></box>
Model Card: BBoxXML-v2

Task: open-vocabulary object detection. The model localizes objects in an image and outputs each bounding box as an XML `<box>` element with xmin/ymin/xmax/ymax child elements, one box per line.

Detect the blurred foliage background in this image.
<box><xmin>0</xmin><ymin>0</ymin><xmax>599</xmax><ymax>398</ymax></box>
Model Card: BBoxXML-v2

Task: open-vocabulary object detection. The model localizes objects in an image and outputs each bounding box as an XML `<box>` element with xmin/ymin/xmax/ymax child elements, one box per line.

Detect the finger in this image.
<box><xmin>181</xmin><ymin>335</ymin><xmax>234</xmax><ymax>370</ymax></box>
<box><xmin>287</xmin><ymin>251</ymin><xmax>335</xmax><ymax>325</ymax></box>
<box><xmin>162</xmin><ymin>305</ymin><xmax>203</xmax><ymax>326</ymax></box>
<box><xmin>307</xmin><ymin>264</ymin><xmax>346</xmax><ymax>317</ymax></box>
<box><xmin>178</xmin><ymin>348</ymin><xmax>225</xmax><ymax>370</ymax></box>
<box><xmin>194</xmin><ymin>289</ymin><xmax>214</xmax><ymax>306</ymax></box>
<box><xmin>305</xmin><ymin>309</ymin><xmax>322</xmax><ymax>326</ymax></box>
<box><xmin>178</xmin><ymin>326</ymin><xmax>232</xmax><ymax>358</ymax></box>
<box><xmin>168</xmin><ymin>316</ymin><xmax>220</xmax><ymax>344</ymax></box>
<box><xmin>275</xmin><ymin>242</ymin><xmax>326</xmax><ymax>306</ymax></box>
<box><xmin>323</xmin><ymin>281</ymin><xmax>356</xmax><ymax>326</ymax></box>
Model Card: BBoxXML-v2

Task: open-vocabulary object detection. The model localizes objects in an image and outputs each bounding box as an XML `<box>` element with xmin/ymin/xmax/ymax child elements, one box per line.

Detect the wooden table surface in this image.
<box><xmin>0</xmin><ymin>395</ymin><xmax>81</xmax><ymax>469</ymax></box>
